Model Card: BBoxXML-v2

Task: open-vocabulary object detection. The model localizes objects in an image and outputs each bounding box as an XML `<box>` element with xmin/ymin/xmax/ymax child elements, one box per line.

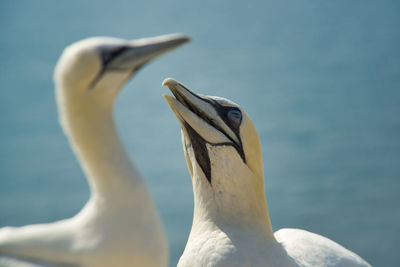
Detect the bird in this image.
<box><xmin>162</xmin><ymin>78</ymin><xmax>371</xmax><ymax>267</ymax></box>
<box><xmin>0</xmin><ymin>34</ymin><xmax>190</xmax><ymax>267</ymax></box>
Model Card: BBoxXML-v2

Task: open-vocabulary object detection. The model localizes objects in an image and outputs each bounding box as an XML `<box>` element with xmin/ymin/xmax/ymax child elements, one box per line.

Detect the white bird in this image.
<box><xmin>162</xmin><ymin>78</ymin><xmax>371</xmax><ymax>267</ymax></box>
<box><xmin>0</xmin><ymin>34</ymin><xmax>190</xmax><ymax>267</ymax></box>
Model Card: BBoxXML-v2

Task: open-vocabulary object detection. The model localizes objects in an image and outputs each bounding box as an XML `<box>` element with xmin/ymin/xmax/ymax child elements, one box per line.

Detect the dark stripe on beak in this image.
<box><xmin>169</xmin><ymin>81</ymin><xmax>245</xmax><ymax>163</ymax></box>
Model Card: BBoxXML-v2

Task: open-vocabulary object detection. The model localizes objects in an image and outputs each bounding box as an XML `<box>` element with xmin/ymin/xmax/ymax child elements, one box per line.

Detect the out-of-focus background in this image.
<box><xmin>0</xmin><ymin>1</ymin><xmax>399</xmax><ymax>266</ymax></box>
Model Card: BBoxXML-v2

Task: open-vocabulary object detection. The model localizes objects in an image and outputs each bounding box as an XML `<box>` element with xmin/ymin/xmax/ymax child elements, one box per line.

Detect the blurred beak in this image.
<box><xmin>105</xmin><ymin>33</ymin><xmax>190</xmax><ymax>71</ymax></box>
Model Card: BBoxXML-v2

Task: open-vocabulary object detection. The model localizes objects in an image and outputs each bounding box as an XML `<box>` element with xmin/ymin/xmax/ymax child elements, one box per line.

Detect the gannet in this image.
<box><xmin>0</xmin><ymin>34</ymin><xmax>190</xmax><ymax>267</ymax></box>
<box><xmin>162</xmin><ymin>78</ymin><xmax>371</xmax><ymax>267</ymax></box>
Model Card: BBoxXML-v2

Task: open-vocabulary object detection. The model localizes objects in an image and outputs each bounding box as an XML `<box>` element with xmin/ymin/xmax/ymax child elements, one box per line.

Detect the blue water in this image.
<box><xmin>1</xmin><ymin>1</ymin><xmax>399</xmax><ymax>266</ymax></box>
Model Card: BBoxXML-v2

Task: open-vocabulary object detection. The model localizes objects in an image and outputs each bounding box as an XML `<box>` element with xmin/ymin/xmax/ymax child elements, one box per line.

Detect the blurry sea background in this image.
<box><xmin>0</xmin><ymin>1</ymin><xmax>399</xmax><ymax>266</ymax></box>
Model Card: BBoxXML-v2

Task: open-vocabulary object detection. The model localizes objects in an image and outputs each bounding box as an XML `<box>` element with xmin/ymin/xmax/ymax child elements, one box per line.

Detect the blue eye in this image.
<box><xmin>227</xmin><ymin>109</ymin><xmax>242</xmax><ymax>122</ymax></box>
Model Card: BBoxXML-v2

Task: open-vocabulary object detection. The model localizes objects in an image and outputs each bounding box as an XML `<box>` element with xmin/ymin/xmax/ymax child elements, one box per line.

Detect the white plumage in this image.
<box><xmin>0</xmin><ymin>34</ymin><xmax>189</xmax><ymax>267</ymax></box>
<box><xmin>275</xmin><ymin>229</ymin><xmax>370</xmax><ymax>266</ymax></box>
<box><xmin>163</xmin><ymin>78</ymin><xmax>371</xmax><ymax>267</ymax></box>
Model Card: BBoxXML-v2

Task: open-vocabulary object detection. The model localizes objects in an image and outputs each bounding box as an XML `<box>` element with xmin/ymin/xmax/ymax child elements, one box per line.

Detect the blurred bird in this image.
<box><xmin>163</xmin><ymin>78</ymin><xmax>371</xmax><ymax>267</ymax></box>
<box><xmin>0</xmin><ymin>34</ymin><xmax>190</xmax><ymax>267</ymax></box>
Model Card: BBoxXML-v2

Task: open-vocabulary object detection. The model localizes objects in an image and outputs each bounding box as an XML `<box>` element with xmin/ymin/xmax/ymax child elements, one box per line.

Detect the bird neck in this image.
<box><xmin>190</xmin><ymin>159</ymin><xmax>275</xmax><ymax>241</ymax></box>
<box><xmin>58</xmin><ymin>96</ymin><xmax>142</xmax><ymax>197</ymax></box>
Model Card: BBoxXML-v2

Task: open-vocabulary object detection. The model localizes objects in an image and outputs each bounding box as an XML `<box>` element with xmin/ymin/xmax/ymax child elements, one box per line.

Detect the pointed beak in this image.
<box><xmin>105</xmin><ymin>34</ymin><xmax>190</xmax><ymax>71</ymax></box>
<box><xmin>162</xmin><ymin>78</ymin><xmax>240</xmax><ymax>146</ymax></box>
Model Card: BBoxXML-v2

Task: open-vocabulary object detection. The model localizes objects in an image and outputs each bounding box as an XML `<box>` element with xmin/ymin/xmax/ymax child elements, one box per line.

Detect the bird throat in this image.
<box><xmin>183</xmin><ymin>122</ymin><xmax>212</xmax><ymax>183</ymax></box>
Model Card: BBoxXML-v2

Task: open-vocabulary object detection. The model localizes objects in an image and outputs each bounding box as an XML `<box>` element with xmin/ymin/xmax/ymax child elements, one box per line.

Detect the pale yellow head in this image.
<box><xmin>54</xmin><ymin>34</ymin><xmax>190</xmax><ymax>114</ymax></box>
<box><xmin>163</xmin><ymin>78</ymin><xmax>271</xmax><ymax>234</ymax></box>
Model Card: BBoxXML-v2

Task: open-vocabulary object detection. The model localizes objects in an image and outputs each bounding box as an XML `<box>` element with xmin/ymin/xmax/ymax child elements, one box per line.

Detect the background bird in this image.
<box><xmin>0</xmin><ymin>34</ymin><xmax>189</xmax><ymax>266</ymax></box>
<box><xmin>163</xmin><ymin>78</ymin><xmax>371</xmax><ymax>266</ymax></box>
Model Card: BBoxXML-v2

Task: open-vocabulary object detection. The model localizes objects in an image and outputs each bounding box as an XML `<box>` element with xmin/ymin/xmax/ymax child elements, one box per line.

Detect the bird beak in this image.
<box><xmin>162</xmin><ymin>78</ymin><xmax>239</xmax><ymax>146</ymax></box>
<box><xmin>105</xmin><ymin>34</ymin><xmax>190</xmax><ymax>71</ymax></box>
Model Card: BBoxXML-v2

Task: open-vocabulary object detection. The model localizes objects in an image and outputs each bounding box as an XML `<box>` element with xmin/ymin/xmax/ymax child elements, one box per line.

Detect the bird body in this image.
<box><xmin>163</xmin><ymin>78</ymin><xmax>371</xmax><ymax>267</ymax></box>
<box><xmin>0</xmin><ymin>34</ymin><xmax>189</xmax><ymax>267</ymax></box>
<box><xmin>275</xmin><ymin>228</ymin><xmax>370</xmax><ymax>266</ymax></box>
<box><xmin>178</xmin><ymin>224</ymin><xmax>296</xmax><ymax>267</ymax></box>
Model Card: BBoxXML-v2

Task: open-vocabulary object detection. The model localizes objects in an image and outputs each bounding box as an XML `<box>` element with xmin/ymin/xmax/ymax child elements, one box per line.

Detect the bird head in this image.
<box><xmin>54</xmin><ymin>34</ymin><xmax>190</xmax><ymax>111</ymax></box>
<box><xmin>163</xmin><ymin>78</ymin><xmax>270</xmax><ymax>230</ymax></box>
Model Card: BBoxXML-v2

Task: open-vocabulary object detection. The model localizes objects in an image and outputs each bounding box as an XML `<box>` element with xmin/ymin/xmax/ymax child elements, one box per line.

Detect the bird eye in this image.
<box><xmin>227</xmin><ymin>109</ymin><xmax>242</xmax><ymax>124</ymax></box>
